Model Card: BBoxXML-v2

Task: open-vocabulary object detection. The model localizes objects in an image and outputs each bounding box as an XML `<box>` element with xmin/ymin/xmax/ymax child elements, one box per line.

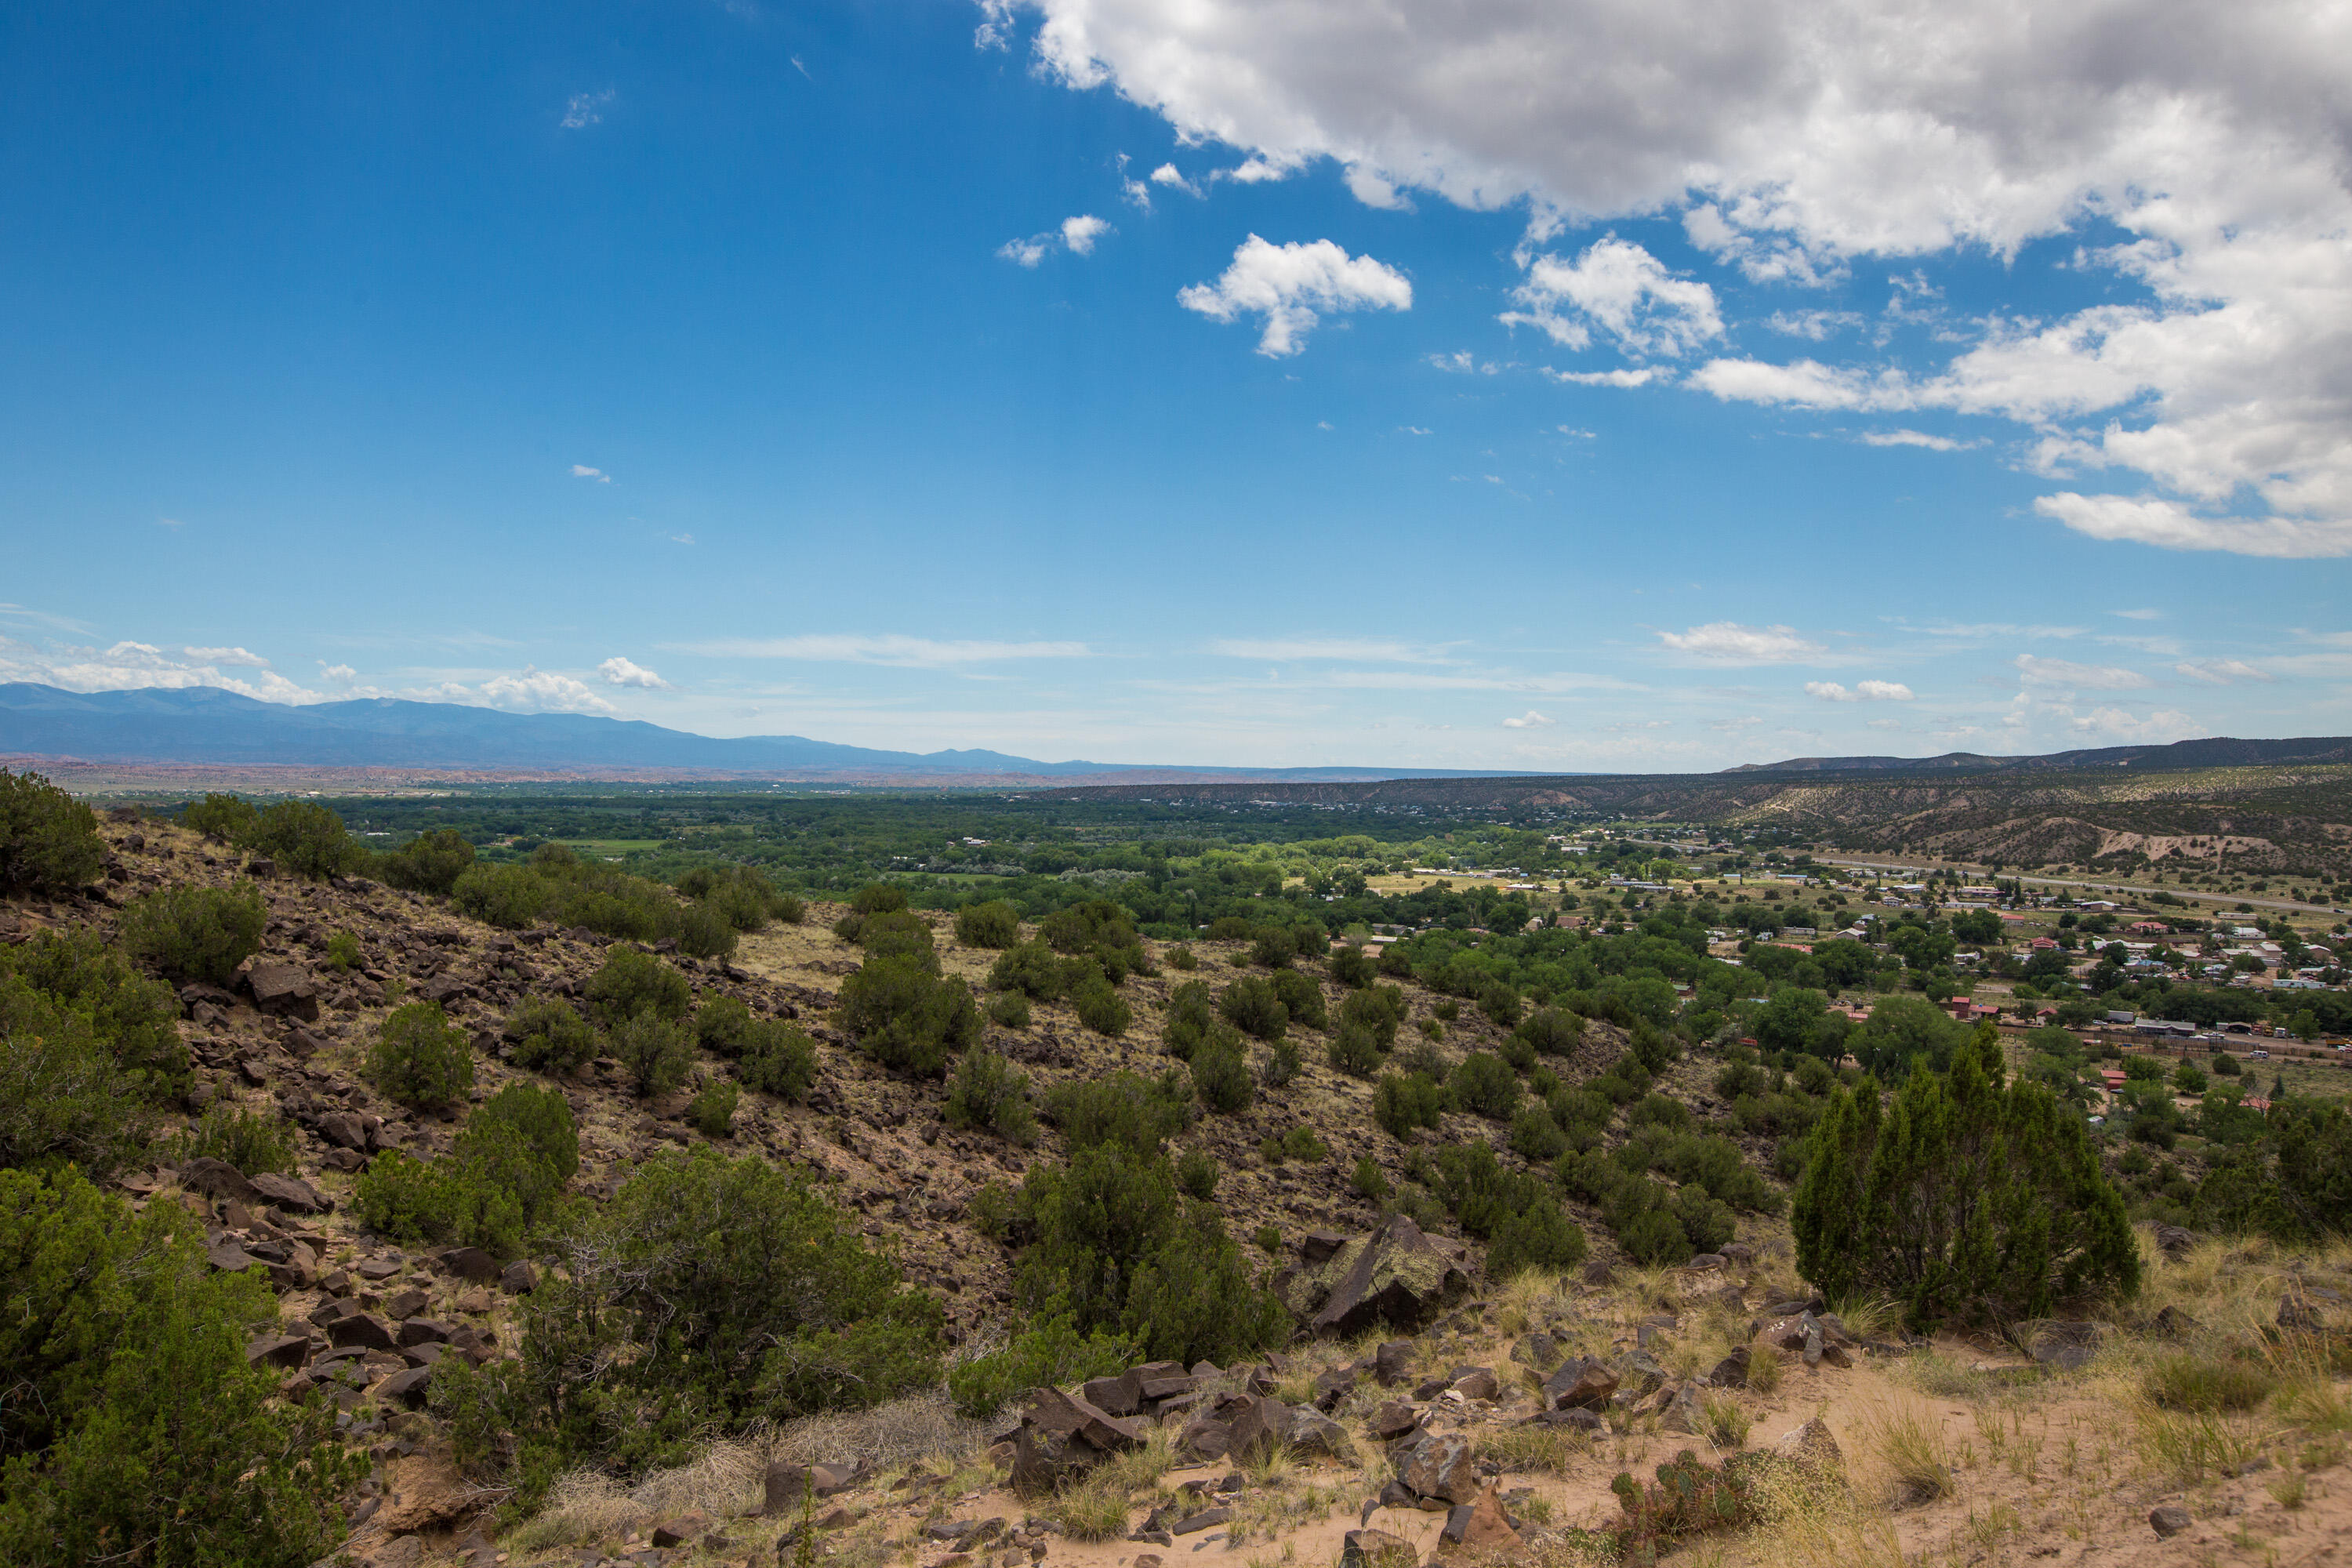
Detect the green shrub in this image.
<box><xmin>369</xmin><ymin>1001</ymin><xmax>475</xmax><ymax>1111</ymax></box>
<box><xmin>176</xmin><ymin>1102</ymin><xmax>299</xmax><ymax>1175</ymax></box>
<box><xmin>1478</xmin><ymin>981</ymin><xmax>1523</xmax><ymax>1029</ymax></box>
<box><xmin>483</xmin><ymin>1149</ymin><xmax>946</xmax><ymax>1478</ymax></box>
<box><xmin>695</xmin><ymin>993</ymin><xmax>756</xmax><ymax>1054</ymax></box>
<box><xmin>688</xmin><ymin>1079</ymin><xmax>741</xmax><ymax>1137</ymax></box>
<box><xmin>509</xmin><ymin>996</ymin><xmax>598</xmax><ymax>1074</ymax></box>
<box><xmin>608</xmin><ymin>1011</ymin><xmax>695</xmax><ymax>1098</ymax></box>
<box><xmin>947</xmin><ymin>1315</ymin><xmax>1136</xmax><ymax>1420</ymax></box>
<box><xmin>1618</xmin><ymin>1206</ymin><xmax>1694</xmax><ymax>1266</ymax></box>
<box><xmin>1487</xmin><ymin>1196</ymin><xmax>1589</xmax><ymax>1279</ymax></box>
<box><xmin>1163</xmin><ymin>980</ymin><xmax>1217</xmax><ymax>1060</ymax></box>
<box><xmin>586</xmin><ymin>946</ymin><xmax>694</xmax><ymax>1025</ymax></box>
<box><xmin>1039</xmin><ymin>900</ymin><xmax>1150</xmax><ymax>982</ymax></box>
<box><xmin>352</xmin><ymin>1150</ymin><xmax>457</xmax><ymax>1245</ymax></box>
<box><xmin>945</xmin><ymin>1046</ymin><xmax>1036</xmax><ymax>1143</ymax></box>
<box><xmin>1338</xmin><ymin>985</ymin><xmax>1406</xmax><ymax>1051</ymax></box>
<box><xmin>1794</xmin><ymin>1023</ymin><xmax>2140</xmax><ymax>1329</ymax></box>
<box><xmin>0</xmin><ymin>770</ymin><xmax>104</xmax><ymax>897</ymax></box>
<box><xmin>119</xmin><ymin>880</ymin><xmax>267</xmax><ymax>985</ymax></box>
<box><xmin>1329</xmin><ymin>946</ymin><xmax>1375</xmax><ymax>988</ymax></box>
<box><xmin>1630</xmin><ymin>1093</ymin><xmax>1693</xmax><ymax>1131</ymax></box>
<box><xmin>451</xmin><ymin>862</ymin><xmax>550</xmax><ymax>928</ymax></box>
<box><xmin>470</xmin><ymin>1080</ymin><xmax>580</xmax><ymax>1185</ymax></box>
<box><xmin>1263</xmin><ymin>1035</ymin><xmax>1301</xmax><ymax>1087</ymax></box>
<box><xmin>737</xmin><ymin>1019</ymin><xmax>819</xmax><ymax>1102</ymax></box>
<box><xmin>379</xmin><ymin>828</ymin><xmax>477</xmax><ymax>895</ymax></box>
<box><xmin>0</xmin><ymin>979</ymin><xmax>158</xmax><ymax>1177</ymax></box>
<box><xmin>987</xmin><ymin>989</ymin><xmax>1033</xmax><ymax>1028</ymax></box>
<box><xmin>0</xmin><ymin>927</ymin><xmax>186</xmax><ymax>1095</ymax></box>
<box><xmin>954</xmin><ymin>900</ymin><xmax>1024</xmax><ymax>948</ymax></box>
<box><xmin>1450</xmin><ymin>1051</ymin><xmax>1521</xmax><ymax>1120</ymax></box>
<box><xmin>1047</xmin><ymin>1069</ymin><xmax>1193</xmax><ymax>1156</ymax></box>
<box><xmin>840</xmin><ymin>956</ymin><xmax>982</xmax><ymax>1076</ymax></box>
<box><xmin>1424</xmin><ymin>1138</ymin><xmax>1551</xmax><ymax>1239</ymax></box>
<box><xmin>0</xmin><ymin>1167</ymin><xmax>361</xmax><ymax>1567</ymax></box>
<box><xmin>1016</xmin><ymin>1142</ymin><xmax>1288</xmax><ymax>1366</ymax></box>
<box><xmin>1219</xmin><ymin>975</ymin><xmax>1288</xmax><ymax>1040</ymax></box>
<box><xmin>1373</xmin><ymin>1072</ymin><xmax>1448</xmax><ymax>1140</ymax></box>
<box><xmin>1509</xmin><ymin>1104</ymin><xmax>1570</xmax><ymax>1162</ymax></box>
<box><xmin>1271</xmin><ymin>968</ymin><xmax>1327</xmax><ymax>1031</ymax></box>
<box><xmin>247</xmin><ymin>799</ymin><xmax>364</xmax><ymax>880</ymax></box>
<box><xmin>677</xmin><ymin>901</ymin><xmax>739</xmax><ymax>960</ymax></box>
<box><xmin>1514</xmin><ymin>1007</ymin><xmax>1584</xmax><ymax>1057</ymax></box>
<box><xmin>181</xmin><ymin>791</ymin><xmax>259</xmax><ymax>842</ymax></box>
<box><xmin>325</xmin><ymin>931</ymin><xmax>362</xmax><ymax>971</ymax></box>
<box><xmin>988</xmin><ymin>941</ymin><xmax>1067</xmax><ymax>1001</ymax></box>
<box><xmin>1253</xmin><ymin>1223</ymin><xmax>1283</xmax><ymax>1251</ymax></box>
<box><xmin>1176</xmin><ymin>1148</ymin><xmax>1219</xmax><ymax>1199</ymax></box>
<box><xmin>1249</xmin><ymin>926</ymin><xmax>1296</xmax><ymax>968</ymax></box>
<box><xmin>1259</xmin><ymin>1124</ymin><xmax>1327</xmax><ymax>1163</ymax></box>
<box><xmin>1069</xmin><ymin>967</ymin><xmax>1132</xmax><ymax>1036</ymax></box>
<box><xmin>1167</xmin><ymin>944</ymin><xmax>1198</xmax><ymax>971</ymax></box>
<box><xmin>856</xmin><ymin>909</ymin><xmax>937</xmax><ymax>964</ymax></box>
<box><xmin>1351</xmin><ymin>1156</ymin><xmax>1391</xmax><ymax>1200</ymax></box>
<box><xmin>678</xmin><ymin>864</ymin><xmax>799</xmax><ymax>931</ymax></box>
<box><xmin>1327</xmin><ymin>1022</ymin><xmax>1385</xmax><ymax>1078</ymax></box>
<box><xmin>1191</xmin><ymin>1029</ymin><xmax>1254</xmax><ymax>1114</ymax></box>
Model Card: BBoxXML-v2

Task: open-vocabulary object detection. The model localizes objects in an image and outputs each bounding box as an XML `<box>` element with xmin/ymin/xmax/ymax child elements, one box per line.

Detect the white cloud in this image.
<box><xmin>1544</xmin><ymin>367</ymin><xmax>1658</xmax><ymax>388</ymax></box>
<box><xmin>2111</xmin><ymin>608</ymin><xmax>2163</xmax><ymax>620</ymax></box>
<box><xmin>2015</xmin><ymin>654</ymin><xmax>2151</xmax><ymax>691</ymax></box>
<box><xmin>479</xmin><ymin>666</ymin><xmax>617</xmax><ymax>715</ymax></box>
<box><xmin>996</xmin><ymin>237</ymin><xmax>1051</xmax><ymax>267</ymax></box>
<box><xmin>1428</xmin><ymin>350</ymin><xmax>1503</xmax><ymax>375</ymax></box>
<box><xmin>1501</xmin><ymin>238</ymin><xmax>1721</xmax><ymax>357</ymax></box>
<box><xmin>670</xmin><ymin>634</ymin><xmax>1093</xmax><ymax>666</ymax></box>
<box><xmin>1061</xmin><ymin>213</ymin><xmax>1110</xmax><ymax>254</ymax></box>
<box><xmin>1860</xmin><ymin>429</ymin><xmax>1966</xmax><ymax>452</ymax></box>
<box><xmin>2174</xmin><ymin>659</ymin><xmax>2274</xmax><ymax>685</ymax></box>
<box><xmin>1710</xmin><ymin>716</ymin><xmax>1763</xmax><ymax>731</ymax></box>
<box><xmin>2068</xmin><ymin>706</ymin><xmax>2204</xmax><ymax>742</ymax></box>
<box><xmin>1149</xmin><ymin>163</ymin><xmax>1200</xmax><ymax>196</ymax></box>
<box><xmin>1178</xmin><ymin>235</ymin><xmax>1411</xmax><ymax>356</ymax></box>
<box><xmin>318</xmin><ymin>662</ymin><xmax>358</xmax><ymax>684</ymax></box>
<box><xmin>1805</xmin><ymin>679</ymin><xmax>1913</xmax><ymax>702</ymax></box>
<box><xmin>598</xmin><ymin>655</ymin><xmax>674</xmax><ymax>689</ymax></box>
<box><xmin>1000</xmin><ymin>215</ymin><xmax>1113</xmax><ymax>267</ymax></box>
<box><xmin>560</xmin><ymin>89</ymin><xmax>614</xmax><ymax>130</ymax></box>
<box><xmin>181</xmin><ymin>645</ymin><xmax>269</xmax><ymax>667</ymax></box>
<box><xmin>983</xmin><ymin>0</ymin><xmax>2352</xmax><ymax>557</ymax></box>
<box><xmin>1209</xmin><ymin>637</ymin><xmax>1448</xmax><ymax>662</ymax></box>
<box><xmin>1657</xmin><ymin>622</ymin><xmax>1824</xmax><ymax>663</ymax></box>
<box><xmin>1765</xmin><ymin>310</ymin><xmax>1862</xmax><ymax>341</ymax></box>
<box><xmin>1501</xmin><ymin>710</ymin><xmax>1555</xmax><ymax>728</ymax></box>
<box><xmin>1345</xmin><ymin>165</ymin><xmax>1408</xmax><ymax>209</ymax></box>
<box><xmin>570</xmin><ymin>464</ymin><xmax>612</xmax><ymax>482</ymax></box>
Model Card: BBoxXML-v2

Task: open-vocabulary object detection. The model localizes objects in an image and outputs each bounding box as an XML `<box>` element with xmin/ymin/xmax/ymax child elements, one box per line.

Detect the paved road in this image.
<box><xmin>1809</xmin><ymin>855</ymin><xmax>2339</xmax><ymax>917</ymax></box>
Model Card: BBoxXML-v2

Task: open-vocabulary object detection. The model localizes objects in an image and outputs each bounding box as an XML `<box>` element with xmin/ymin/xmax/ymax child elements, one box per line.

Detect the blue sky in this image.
<box><xmin>3</xmin><ymin>1</ymin><xmax>2348</xmax><ymax>770</ymax></box>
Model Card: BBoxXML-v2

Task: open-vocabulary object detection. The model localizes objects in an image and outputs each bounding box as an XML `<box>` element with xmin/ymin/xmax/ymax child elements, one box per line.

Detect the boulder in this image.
<box><xmin>2153</xmin><ymin>1225</ymin><xmax>2198</xmax><ymax>1258</ymax></box>
<box><xmin>1450</xmin><ymin>1367</ymin><xmax>1498</xmax><ymax>1401</ymax></box>
<box><xmin>1225</xmin><ymin>1392</ymin><xmax>1295</xmax><ymax>1461</ymax></box>
<box><xmin>250</xmin><ymin>1171</ymin><xmax>331</xmax><ymax>1214</ymax></box>
<box><xmin>1440</xmin><ymin>1488</ymin><xmax>1520</xmax><ymax>1552</ymax></box>
<box><xmin>206</xmin><ymin>1240</ymin><xmax>261</xmax><ymax>1273</ymax></box>
<box><xmin>1541</xmin><ymin>1356</ymin><xmax>1618</xmax><ymax>1411</ymax></box>
<box><xmin>2148</xmin><ymin>1505</ymin><xmax>2191</xmax><ymax>1539</ymax></box>
<box><xmin>500</xmin><ymin>1259</ymin><xmax>539</xmax><ymax>1295</ymax></box>
<box><xmin>245</xmin><ymin>962</ymin><xmax>320</xmax><ymax>1022</ymax></box>
<box><xmin>2025</xmin><ymin>1322</ymin><xmax>2105</xmax><ymax>1371</ymax></box>
<box><xmin>1705</xmin><ymin>1347</ymin><xmax>1751</xmax><ymax>1388</ymax></box>
<box><xmin>328</xmin><ymin>1313</ymin><xmax>400</xmax><ymax>1352</ymax></box>
<box><xmin>1368</xmin><ymin>1400</ymin><xmax>1421</xmax><ymax>1441</ymax></box>
<box><xmin>246</xmin><ymin>1333</ymin><xmax>313</xmax><ymax>1371</ymax></box>
<box><xmin>1311</xmin><ymin>1367</ymin><xmax>1356</xmax><ymax>1412</ymax></box>
<box><xmin>1507</xmin><ymin>1330</ymin><xmax>1558</xmax><ymax>1370</ymax></box>
<box><xmin>2152</xmin><ymin>1305</ymin><xmax>2198</xmax><ymax>1338</ymax></box>
<box><xmin>376</xmin><ymin>1365</ymin><xmax>433</xmax><ymax>1406</ymax></box>
<box><xmin>1374</xmin><ymin>1340</ymin><xmax>1415</xmax><ymax>1388</ymax></box>
<box><xmin>1392</xmin><ymin>1429</ymin><xmax>1478</xmax><ymax>1506</ymax></box>
<box><xmin>180</xmin><ymin>1156</ymin><xmax>257</xmax><ymax>1203</ymax></box>
<box><xmin>397</xmin><ymin>1318</ymin><xmax>455</xmax><ymax>1347</ymax></box>
<box><xmin>1655</xmin><ymin>1381</ymin><xmax>1707</xmax><ymax>1436</ymax></box>
<box><xmin>435</xmin><ymin>1246</ymin><xmax>500</xmax><ymax>1283</ymax></box>
<box><xmin>1081</xmin><ymin>1369</ymin><xmax>1145</xmax><ymax>1417</ymax></box>
<box><xmin>1307</xmin><ymin>1215</ymin><xmax>1474</xmax><ymax>1338</ymax></box>
<box><xmin>1340</xmin><ymin>1530</ymin><xmax>1417</xmax><ymax>1568</ymax></box>
<box><xmin>1176</xmin><ymin>1418</ymin><xmax>1232</xmax><ymax>1464</ymax></box>
<box><xmin>1527</xmin><ymin>1407</ymin><xmax>1604</xmax><ymax>1435</ymax></box>
<box><xmin>1301</xmin><ymin>1229</ymin><xmax>1350</xmax><ymax>1262</ymax></box>
<box><xmin>1012</xmin><ymin>1387</ymin><xmax>1148</xmax><ymax>1495</ymax></box>
<box><xmin>1612</xmin><ymin>1350</ymin><xmax>1668</xmax><ymax>1398</ymax></box>
<box><xmin>1289</xmin><ymin>1410</ymin><xmax>1352</xmax><ymax>1459</ymax></box>
<box><xmin>383</xmin><ymin>1287</ymin><xmax>431</xmax><ymax>1319</ymax></box>
<box><xmin>761</xmin><ymin>1461</ymin><xmax>858</xmax><ymax>1515</ymax></box>
<box><xmin>1773</xmin><ymin>1417</ymin><xmax>1843</xmax><ymax>1475</ymax></box>
<box><xmin>652</xmin><ymin>1514</ymin><xmax>710</xmax><ymax>1548</ymax></box>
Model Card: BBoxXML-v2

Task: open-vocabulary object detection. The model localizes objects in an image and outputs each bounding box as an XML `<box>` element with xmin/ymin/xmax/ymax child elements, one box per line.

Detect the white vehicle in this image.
<box><xmin>2249</xmin><ymin>1049</ymin><xmax>2271</xmax><ymax>1060</ymax></box>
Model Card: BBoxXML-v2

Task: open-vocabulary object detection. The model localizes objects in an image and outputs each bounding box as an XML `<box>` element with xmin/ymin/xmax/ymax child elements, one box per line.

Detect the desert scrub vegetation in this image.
<box><xmin>368</xmin><ymin>1000</ymin><xmax>477</xmax><ymax>1110</ymax></box>
<box><xmin>1794</xmin><ymin>1022</ymin><xmax>2140</xmax><ymax>1328</ymax></box>
<box><xmin>173</xmin><ymin>1100</ymin><xmax>299</xmax><ymax>1174</ymax></box>
<box><xmin>436</xmin><ymin>1148</ymin><xmax>945</xmax><ymax>1501</ymax></box>
<box><xmin>0</xmin><ymin>768</ymin><xmax>103</xmax><ymax>896</ymax></box>
<box><xmin>354</xmin><ymin>1081</ymin><xmax>577</xmax><ymax>1255</ymax></box>
<box><xmin>0</xmin><ymin>1165</ymin><xmax>363</xmax><ymax>1567</ymax></box>
<box><xmin>119</xmin><ymin>879</ymin><xmax>267</xmax><ymax>985</ymax></box>
<box><xmin>508</xmin><ymin>993</ymin><xmax>601</xmax><ymax>1073</ymax></box>
<box><xmin>944</xmin><ymin>1044</ymin><xmax>1036</xmax><ymax>1142</ymax></box>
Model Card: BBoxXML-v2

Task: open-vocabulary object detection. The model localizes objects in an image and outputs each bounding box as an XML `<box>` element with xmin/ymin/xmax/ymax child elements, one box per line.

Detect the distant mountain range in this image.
<box><xmin>0</xmin><ymin>683</ymin><xmax>1507</xmax><ymax>782</ymax></box>
<box><xmin>1726</xmin><ymin>735</ymin><xmax>2352</xmax><ymax>773</ymax></box>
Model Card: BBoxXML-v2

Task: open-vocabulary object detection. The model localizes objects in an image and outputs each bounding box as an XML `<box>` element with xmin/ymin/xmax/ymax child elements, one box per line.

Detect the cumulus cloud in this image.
<box><xmin>1657</xmin><ymin>622</ymin><xmax>1824</xmax><ymax>663</ymax></box>
<box><xmin>560</xmin><ymin>89</ymin><xmax>614</xmax><ymax>130</ymax></box>
<box><xmin>2174</xmin><ymin>659</ymin><xmax>2274</xmax><ymax>685</ymax></box>
<box><xmin>479</xmin><ymin>666</ymin><xmax>617</xmax><ymax>715</ymax></box>
<box><xmin>1178</xmin><ymin>235</ymin><xmax>1411</xmax><ymax>356</ymax></box>
<box><xmin>0</xmin><ymin>636</ymin><xmax>326</xmax><ymax>704</ymax></box>
<box><xmin>1149</xmin><ymin>163</ymin><xmax>1200</xmax><ymax>196</ymax></box>
<box><xmin>2015</xmin><ymin>654</ymin><xmax>2151</xmax><ymax>691</ymax></box>
<box><xmin>979</xmin><ymin>0</ymin><xmax>2352</xmax><ymax>556</ymax></box>
<box><xmin>2068</xmin><ymin>706</ymin><xmax>2204</xmax><ymax>742</ymax></box>
<box><xmin>1805</xmin><ymin>679</ymin><xmax>1914</xmax><ymax>702</ymax></box>
<box><xmin>571</xmin><ymin>465</ymin><xmax>612</xmax><ymax>482</ymax></box>
<box><xmin>1000</xmin><ymin>214</ymin><xmax>1114</xmax><ymax>267</ymax></box>
<box><xmin>597</xmin><ymin>655</ymin><xmax>673</xmax><ymax>689</ymax></box>
<box><xmin>1501</xmin><ymin>237</ymin><xmax>1721</xmax><ymax>356</ymax></box>
<box><xmin>1501</xmin><ymin>710</ymin><xmax>1555</xmax><ymax>728</ymax></box>
<box><xmin>671</xmin><ymin>634</ymin><xmax>1092</xmax><ymax>666</ymax></box>
<box><xmin>182</xmin><ymin>646</ymin><xmax>269</xmax><ymax>667</ymax></box>
<box><xmin>318</xmin><ymin>662</ymin><xmax>358</xmax><ymax>684</ymax></box>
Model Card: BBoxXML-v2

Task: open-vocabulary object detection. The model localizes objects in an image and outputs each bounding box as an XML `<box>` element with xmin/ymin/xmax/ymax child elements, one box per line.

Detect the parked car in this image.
<box><xmin>2250</xmin><ymin>1048</ymin><xmax>2271</xmax><ymax>1059</ymax></box>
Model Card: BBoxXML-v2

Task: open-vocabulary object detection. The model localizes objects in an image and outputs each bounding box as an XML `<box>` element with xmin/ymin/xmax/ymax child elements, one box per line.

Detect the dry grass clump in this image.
<box><xmin>504</xmin><ymin>1436</ymin><xmax>771</xmax><ymax>1552</ymax></box>
<box><xmin>1476</xmin><ymin>1424</ymin><xmax>1592</xmax><ymax>1475</ymax></box>
<box><xmin>2131</xmin><ymin>1404</ymin><xmax>2268</xmax><ymax>1483</ymax></box>
<box><xmin>1746</xmin><ymin>1344</ymin><xmax>1788</xmax><ymax>1396</ymax></box>
<box><xmin>1095</xmin><ymin>1425</ymin><xmax>1179</xmax><ymax>1494</ymax></box>
<box><xmin>2140</xmin><ymin>1351</ymin><xmax>2275</xmax><ymax>1413</ymax></box>
<box><xmin>1857</xmin><ymin>1403</ymin><xmax>1955</xmax><ymax>1505</ymax></box>
<box><xmin>1045</xmin><ymin>1473</ymin><xmax>1132</xmax><ymax>1541</ymax></box>
<box><xmin>769</xmin><ymin>1389</ymin><xmax>993</xmax><ymax>1468</ymax></box>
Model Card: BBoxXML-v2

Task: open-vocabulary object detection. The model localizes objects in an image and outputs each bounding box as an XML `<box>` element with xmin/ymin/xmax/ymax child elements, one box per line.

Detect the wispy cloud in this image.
<box><xmin>2174</xmin><ymin>659</ymin><xmax>2274</xmax><ymax>685</ymax></box>
<box><xmin>1541</xmin><ymin>367</ymin><xmax>1658</xmax><ymax>388</ymax></box>
<box><xmin>570</xmin><ymin>464</ymin><xmax>612</xmax><ymax>483</ymax></box>
<box><xmin>2111</xmin><ymin>608</ymin><xmax>2163</xmax><ymax>620</ymax></box>
<box><xmin>671</xmin><ymin>634</ymin><xmax>1093</xmax><ymax>667</ymax></box>
<box><xmin>181</xmin><ymin>645</ymin><xmax>270</xmax><ymax>667</ymax></box>
<box><xmin>1501</xmin><ymin>710</ymin><xmax>1555</xmax><ymax>728</ymax></box>
<box><xmin>999</xmin><ymin>214</ymin><xmax>1112</xmax><ymax>267</ymax></box>
<box><xmin>1860</xmin><ymin>429</ymin><xmax>1969</xmax><ymax>452</ymax></box>
<box><xmin>560</xmin><ymin>89</ymin><xmax>615</xmax><ymax>130</ymax></box>
<box><xmin>1805</xmin><ymin>679</ymin><xmax>1914</xmax><ymax>702</ymax></box>
<box><xmin>1657</xmin><ymin>622</ymin><xmax>1824</xmax><ymax>663</ymax></box>
<box><xmin>1208</xmin><ymin>637</ymin><xmax>1450</xmax><ymax>663</ymax></box>
<box><xmin>2015</xmin><ymin>654</ymin><xmax>2151</xmax><ymax>690</ymax></box>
